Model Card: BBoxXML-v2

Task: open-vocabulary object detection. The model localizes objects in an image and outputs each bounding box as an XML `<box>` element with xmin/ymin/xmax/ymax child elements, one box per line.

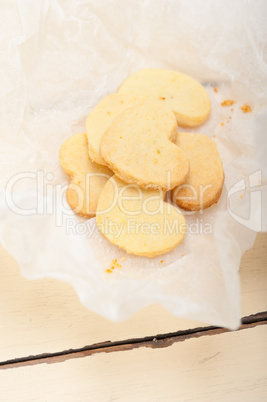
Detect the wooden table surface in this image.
<box><xmin>0</xmin><ymin>233</ymin><xmax>266</xmax><ymax>401</ymax></box>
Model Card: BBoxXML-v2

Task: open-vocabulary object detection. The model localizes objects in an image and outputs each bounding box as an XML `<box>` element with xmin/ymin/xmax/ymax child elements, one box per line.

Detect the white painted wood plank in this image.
<box><xmin>0</xmin><ymin>325</ymin><xmax>266</xmax><ymax>402</ymax></box>
<box><xmin>0</xmin><ymin>233</ymin><xmax>266</xmax><ymax>362</ymax></box>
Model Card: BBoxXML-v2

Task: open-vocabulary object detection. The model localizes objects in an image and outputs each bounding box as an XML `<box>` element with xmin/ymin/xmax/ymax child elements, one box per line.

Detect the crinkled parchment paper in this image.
<box><xmin>0</xmin><ymin>0</ymin><xmax>267</xmax><ymax>329</ymax></box>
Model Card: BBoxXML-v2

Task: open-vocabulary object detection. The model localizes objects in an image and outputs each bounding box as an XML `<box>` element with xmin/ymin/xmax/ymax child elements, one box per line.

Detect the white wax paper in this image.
<box><xmin>0</xmin><ymin>0</ymin><xmax>267</xmax><ymax>329</ymax></box>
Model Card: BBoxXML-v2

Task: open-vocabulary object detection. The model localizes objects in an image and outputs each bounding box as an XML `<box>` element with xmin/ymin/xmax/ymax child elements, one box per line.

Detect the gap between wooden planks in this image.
<box><xmin>1</xmin><ymin>311</ymin><xmax>266</xmax><ymax>370</ymax></box>
<box><xmin>0</xmin><ymin>232</ymin><xmax>266</xmax><ymax>363</ymax></box>
<box><xmin>0</xmin><ymin>232</ymin><xmax>266</xmax><ymax>365</ymax></box>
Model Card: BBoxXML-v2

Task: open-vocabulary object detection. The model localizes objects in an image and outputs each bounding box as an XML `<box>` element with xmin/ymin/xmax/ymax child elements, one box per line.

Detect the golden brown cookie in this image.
<box><xmin>172</xmin><ymin>133</ymin><xmax>224</xmax><ymax>211</ymax></box>
<box><xmin>100</xmin><ymin>101</ymin><xmax>189</xmax><ymax>191</ymax></box>
<box><xmin>59</xmin><ymin>133</ymin><xmax>113</xmax><ymax>217</ymax></box>
<box><xmin>96</xmin><ymin>176</ymin><xmax>186</xmax><ymax>257</ymax></box>
<box><xmin>117</xmin><ymin>68</ymin><xmax>211</xmax><ymax>127</ymax></box>
<box><xmin>86</xmin><ymin>94</ymin><xmax>150</xmax><ymax>166</ymax></box>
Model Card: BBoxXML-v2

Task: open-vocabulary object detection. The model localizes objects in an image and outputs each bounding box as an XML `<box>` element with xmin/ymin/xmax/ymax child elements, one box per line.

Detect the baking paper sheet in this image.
<box><xmin>0</xmin><ymin>0</ymin><xmax>267</xmax><ymax>329</ymax></box>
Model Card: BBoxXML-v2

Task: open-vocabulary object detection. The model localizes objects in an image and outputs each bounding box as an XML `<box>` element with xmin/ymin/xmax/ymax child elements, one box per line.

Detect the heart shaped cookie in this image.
<box><xmin>86</xmin><ymin>94</ymin><xmax>150</xmax><ymax>166</ymax></box>
<box><xmin>59</xmin><ymin>133</ymin><xmax>113</xmax><ymax>217</ymax></box>
<box><xmin>117</xmin><ymin>68</ymin><xmax>211</xmax><ymax>127</ymax></box>
<box><xmin>96</xmin><ymin>176</ymin><xmax>186</xmax><ymax>257</ymax></box>
<box><xmin>100</xmin><ymin>101</ymin><xmax>189</xmax><ymax>191</ymax></box>
<box><xmin>172</xmin><ymin>132</ymin><xmax>224</xmax><ymax>211</ymax></box>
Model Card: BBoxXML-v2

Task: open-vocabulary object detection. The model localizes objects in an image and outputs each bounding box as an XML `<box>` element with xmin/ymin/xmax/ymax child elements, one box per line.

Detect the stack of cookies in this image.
<box><xmin>60</xmin><ymin>69</ymin><xmax>224</xmax><ymax>257</ymax></box>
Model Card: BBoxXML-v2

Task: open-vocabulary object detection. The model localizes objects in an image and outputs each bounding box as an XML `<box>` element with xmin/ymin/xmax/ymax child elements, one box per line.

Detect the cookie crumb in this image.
<box><xmin>221</xmin><ymin>122</ymin><xmax>224</xmax><ymax>126</ymax></box>
<box><xmin>240</xmin><ymin>104</ymin><xmax>252</xmax><ymax>113</ymax></box>
<box><xmin>157</xmin><ymin>149</ymin><xmax>160</xmax><ymax>154</ymax></box>
<box><xmin>106</xmin><ymin>269</ymin><xmax>113</xmax><ymax>274</ymax></box>
<box><xmin>240</xmin><ymin>195</ymin><xmax>243</xmax><ymax>199</ymax></box>
<box><xmin>221</xmin><ymin>100</ymin><xmax>236</xmax><ymax>107</ymax></box>
<box><xmin>214</xmin><ymin>87</ymin><xmax>218</xmax><ymax>93</ymax></box>
<box><xmin>110</xmin><ymin>259</ymin><xmax>122</xmax><ymax>270</ymax></box>
<box><xmin>160</xmin><ymin>260</ymin><xmax>163</xmax><ymax>263</ymax></box>
<box><xmin>159</xmin><ymin>96</ymin><xmax>166</xmax><ymax>100</ymax></box>
<box><xmin>181</xmin><ymin>254</ymin><xmax>184</xmax><ymax>257</ymax></box>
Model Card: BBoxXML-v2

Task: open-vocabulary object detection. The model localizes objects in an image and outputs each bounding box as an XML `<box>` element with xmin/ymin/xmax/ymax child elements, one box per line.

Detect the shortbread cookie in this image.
<box><xmin>100</xmin><ymin>101</ymin><xmax>189</xmax><ymax>191</ymax></box>
<box><xmin>172</xmin><ymin>133</ymin><xmax>224</xmax><ymax>211</ymax></box>
<box><xmin>117</xmin><ymin>68</ymin><xmax>211</xmax><ymax>127</ymax></box>
<box><xmin>59</xmin><ymin>133</ymin><xmax>113</xmax><ymax>217</ymax></box>
<box><xmin>86</xmin><ymin>94</ymin><xmax>150</xmax><ymax>166</ymax></box>
<box><xmin>96</xmin><ymin>176</ymin><xmax>186</xmax><ymax>257</ymax></box>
